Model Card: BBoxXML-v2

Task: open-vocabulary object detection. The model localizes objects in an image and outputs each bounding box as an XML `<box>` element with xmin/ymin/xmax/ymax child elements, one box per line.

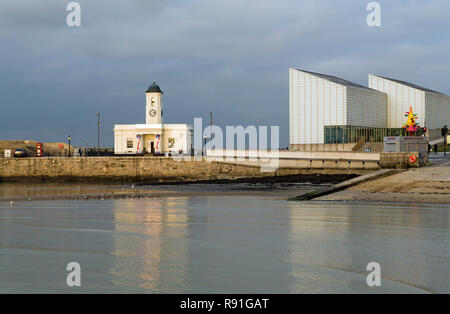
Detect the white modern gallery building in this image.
<box><xmin>289</xmin><ymin>68</ymin><xmax>450</xmax><ymax>149</ymax></box>
<box><xmin>114</xmin><ymin>81</ymin><xmax>193</xmax><ymax>155</ymax></box>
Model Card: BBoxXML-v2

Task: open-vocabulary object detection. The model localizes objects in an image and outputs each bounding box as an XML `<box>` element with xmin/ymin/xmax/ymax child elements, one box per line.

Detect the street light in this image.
<box><xmin>203</xmin><ymin>135</ymin><xmax>207</xmax><ymax>157</ymax></box>
<box><xmin>68</xmin><ymin>135</ymin><xmax>72</xmax><ymax>157</ymax></box>
<box><xmin>209</xmin><ymin>112</ymin><xmax>213</xmax><ymax>140</ymax></box>
<box><xmin>97</xmin><ymin>112</ymin><xmax>101</xmax><ymax>156</ymax></box>
<box><xmin>442</xmin><ymin>125</ymin><xmax>448</xmax><ymax>157</ymax></box>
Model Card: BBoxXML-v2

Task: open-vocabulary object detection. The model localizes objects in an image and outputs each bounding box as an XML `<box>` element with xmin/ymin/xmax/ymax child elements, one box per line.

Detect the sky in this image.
<box><xmin>0</xmin><ymin>0</ymin><xmax>449</xmax><ymax>148</ymax></box>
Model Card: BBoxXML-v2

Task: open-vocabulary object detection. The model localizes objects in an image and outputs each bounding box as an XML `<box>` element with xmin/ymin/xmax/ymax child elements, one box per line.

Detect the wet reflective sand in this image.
<box><xmin>0</xmin><ymin>197</ymin><xmax>449</xmax><ymax>293</ymax></box>
<box><xmin>0</xmin><ymin>181</ymin><xmax>330</xmax><ymax>201</ymax></box>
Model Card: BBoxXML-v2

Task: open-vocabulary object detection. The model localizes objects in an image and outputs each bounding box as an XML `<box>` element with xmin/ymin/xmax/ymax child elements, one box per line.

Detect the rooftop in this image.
<box><xmin>372</xmin><ymin>75</ymin><xmax>445</xmax><ymax>95</ymax></box>
<box><xmin>296</xmin><ymin>69</ymin><xmax>375</xmax><ymax>91</ymax></box>
<box><xmin>146</xmin><ymin>80</ymin><xmax>163</xmax><ymax>93</ymax></box>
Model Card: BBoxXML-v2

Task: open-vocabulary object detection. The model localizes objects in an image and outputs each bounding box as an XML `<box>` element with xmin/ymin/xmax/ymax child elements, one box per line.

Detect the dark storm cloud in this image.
<box><xmin>0</xmin><ymin>0</ymin><xmax>449</xmax><ymax>147</ymax></box>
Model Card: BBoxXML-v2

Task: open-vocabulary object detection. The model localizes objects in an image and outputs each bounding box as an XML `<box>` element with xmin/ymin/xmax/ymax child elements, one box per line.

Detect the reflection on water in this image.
<box><xmin>286</xmin><ymin>203</ymin><xmax>449</xmax><ymax>293</ymax></box>
<box><xmin>0</xmin><ymin>196</ymin><xmax>449</xmax><ymax>293</ymax></box>
<box><xmin>110</xmin><ymin>198</ymin><xmax>189</xmax><ymax>292</ymax></box>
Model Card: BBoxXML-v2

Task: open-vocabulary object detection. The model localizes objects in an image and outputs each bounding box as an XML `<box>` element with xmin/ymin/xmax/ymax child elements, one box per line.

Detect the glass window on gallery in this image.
<box><xmin>127</xmin><ymin>139</ymin><xmax>134</xmax><ymax>148</ymax></box>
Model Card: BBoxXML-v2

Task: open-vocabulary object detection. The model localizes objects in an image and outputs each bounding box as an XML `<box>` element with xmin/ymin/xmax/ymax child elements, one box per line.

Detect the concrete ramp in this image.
<box><xmin>290</xmin><ymin>169</ymin><xmax>400</xmax><ymax>200</ymax></box>
<box><xmin>429</xmin><ymin>138</ymin><xmax>445</xmax><ymax>146</ymax></box>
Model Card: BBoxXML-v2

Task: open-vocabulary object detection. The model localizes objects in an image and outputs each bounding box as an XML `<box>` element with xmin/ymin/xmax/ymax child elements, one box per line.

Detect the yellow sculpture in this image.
<box><xmin>403</xmin><ymin>106</ymin><xmax>419</xmax><ymax>133</ymax></box>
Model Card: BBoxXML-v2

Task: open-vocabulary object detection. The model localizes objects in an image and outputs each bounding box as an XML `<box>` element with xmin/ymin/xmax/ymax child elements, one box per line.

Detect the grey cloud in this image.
<box><xmin>0</xmin><ymin>0</ymin><xmax>449</xmax><ymax>147</ymax></box>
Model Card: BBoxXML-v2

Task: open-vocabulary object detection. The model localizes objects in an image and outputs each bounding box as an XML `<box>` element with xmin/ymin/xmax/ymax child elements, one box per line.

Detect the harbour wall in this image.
<box><xmin>0</xmin><ymin>156</ymin><xmax>378</xmax><ymax>183</ymax></box>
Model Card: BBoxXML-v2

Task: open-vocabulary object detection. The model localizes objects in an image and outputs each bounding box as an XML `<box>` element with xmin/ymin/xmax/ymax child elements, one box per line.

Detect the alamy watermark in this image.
<box><xmin>66</xmin><ymin>262</ymin><xmax>81</xmax><ymax>287</ymax></box>
<box><xmin>65</xmin><ymin>2</ymin><xmax>382</xmax><ymax>28</ymax></box>
<box><xmin>66</xmin><ymin>2</ymin><xmax>81</xmax><ymax>27</ymax></box>
<box><xmin>63</xmin><ymin>261</ymin><xmax>381</xmax><ymax>288</ymax></box>
<box><xmin>366</xmin><ymin>262</ymin><xmax>381</xmax><ymax>287</ymax></box>
<box><xmin>367</xmin><ymin>2</ymin><xmax>381</xmax><ymax>27</ymax></box>
<box><xmin>172</xmin><ymin>118</ymin><xmax>280</xmax><ymax>172</ymax></box>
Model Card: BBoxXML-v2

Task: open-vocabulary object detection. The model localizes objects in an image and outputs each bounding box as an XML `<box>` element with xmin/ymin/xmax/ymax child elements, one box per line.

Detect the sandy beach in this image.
<box><xmin>317</xmin><ymin>154</ymin><xmax>450</xmax><ymax>204</ymax></box>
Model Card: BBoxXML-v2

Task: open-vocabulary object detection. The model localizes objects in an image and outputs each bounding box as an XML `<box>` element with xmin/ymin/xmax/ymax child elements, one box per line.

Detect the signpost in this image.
<box><xmin>383</xmin><ymin>107</ymin><xmax>429</xmax><ymax>167</ymax></box>
<box><xmin>384</xmin><ymin>136</ymin><xmax>428</xmax><ymax>153</ymax></box>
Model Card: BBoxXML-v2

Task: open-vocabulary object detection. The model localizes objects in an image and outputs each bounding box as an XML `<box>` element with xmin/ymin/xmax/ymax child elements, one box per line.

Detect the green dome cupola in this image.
<box><xmin>146</xmin><ymin>80</ymin><xmax>163</xmax><ymax>94</ymax></box>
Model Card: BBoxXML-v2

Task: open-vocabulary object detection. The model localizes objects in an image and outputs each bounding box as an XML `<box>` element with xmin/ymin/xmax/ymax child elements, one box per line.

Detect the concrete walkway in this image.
<box><xmin>316</xmin><ymin>153</ymin><xmax>450</xmax><ymax>204</ymax></box>
<box><xmin>290</xmin><ymin>169</ymin><xmax>399</xmax><ymax>201</ymax></box>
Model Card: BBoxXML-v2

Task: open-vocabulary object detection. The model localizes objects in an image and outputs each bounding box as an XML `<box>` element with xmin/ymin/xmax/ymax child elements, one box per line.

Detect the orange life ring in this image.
<box><xmin>409</xmin><ymin>155</ymin><xmax>417</xmax><ymax>163</ymax></box>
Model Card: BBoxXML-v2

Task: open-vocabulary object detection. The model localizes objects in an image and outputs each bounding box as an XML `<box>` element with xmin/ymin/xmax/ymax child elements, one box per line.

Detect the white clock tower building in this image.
<box><xmin>114</xmin><ymin>80</ymin><xmax>193</xmax><ymax>155</ymax></box>
<box><xmin>145</xmin><ymin>81</ymin><xmax>163</xmax><ymax>124</ymax></box>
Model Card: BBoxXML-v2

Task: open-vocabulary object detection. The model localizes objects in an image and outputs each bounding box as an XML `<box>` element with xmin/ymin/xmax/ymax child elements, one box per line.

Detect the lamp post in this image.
<box><xmin>203</xmin><ymin>135</ymin><xmax>207</xmax><ymax>157</ymax></box>
<box><xmin>209</xmin><ymin>112</ymin><xmax>213</xmax><ymax>140</ymax></box>
<box><xmin>442</xmin><ymin>125</ymin><xmax>448</xmax><ymax>157</ymax></box>
<box><xmin>68</xmin><ymin>135</ymin><xmax>71</xmax><ymax>157</ymax></box>
<box><xmin>97</xmin><ymin>112</ymin><xmax>101</xmax><ymax>156</ymax></box>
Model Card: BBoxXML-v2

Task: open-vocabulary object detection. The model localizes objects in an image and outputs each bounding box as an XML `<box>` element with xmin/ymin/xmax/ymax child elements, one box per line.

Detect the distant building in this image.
<box><xmin>289</xmin><ymin>68</ymin><xmax>450</xmax><ymax>149</ymax></box>
<box><xmin>114</xmin><ymin>81</ymin><xmax>193</xmax><ymax>155</ymax></box>
<box><xmin>369</xmin><ymin>74</ymin><xmax>450</xmax><ymax>140</ymax></box>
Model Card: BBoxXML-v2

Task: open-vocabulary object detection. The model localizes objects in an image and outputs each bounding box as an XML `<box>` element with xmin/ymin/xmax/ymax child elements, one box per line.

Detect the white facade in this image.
<box><xmin>426</xmin><ymin>92</ymin><xmax>450</xmax><ymax>130</ymax></box>
<box><xmin>346</xmin><ymin>86</ymin><xmax>387</xmax><ymax>128</ymax></box>
<box><xmin>114</xmin><ymin>81</ymin><xmax>193</xmax><ymax>155</ymax></box>
<box><xmin>114</xmin><ymin>124</ymin><xmax>192</xmax><ymax>155</ymax></box>
<box><xmin>289</xmin><ymin>68</ymin><xmax>387</xmax><ymax>145</ymax></box>
<box><xmin>290</xmin><ymin>68</ymin><xmax>450</xmax><ymax>145</ymax></box>
<box><xmin>146</xmin><ymin>90</ymin><xmax>163</xmax><ymax>124</ymax></box>
<box><xmin>369</xmin><ymin>74</ymin><xmax>450</xmax><ymax>131</ymax></box>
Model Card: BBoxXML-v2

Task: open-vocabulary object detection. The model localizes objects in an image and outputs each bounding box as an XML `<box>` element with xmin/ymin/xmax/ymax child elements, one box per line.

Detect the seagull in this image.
<box><xmin>9</xmin><ymin>201</ymin><xmax>14</xmax><ymax>207</ymax></box>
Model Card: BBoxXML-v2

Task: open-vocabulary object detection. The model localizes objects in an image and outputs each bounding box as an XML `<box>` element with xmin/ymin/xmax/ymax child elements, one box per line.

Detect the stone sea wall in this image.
<box><xmin>0</xmin><ymin>156</ymin><xmax>375</xmax><ymax>183</ymax></box>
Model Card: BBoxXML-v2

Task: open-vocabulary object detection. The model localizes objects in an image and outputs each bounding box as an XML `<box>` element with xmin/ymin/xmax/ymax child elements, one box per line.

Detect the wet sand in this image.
<box><xmin>2</xmin><ymin>197</ymin><xmax>449</xmax><ymax>293</ymax></box>
<box><xmin>0</xmin><ymin>174</ymin><xmax>356</xmax><ymax>202</ymax></box>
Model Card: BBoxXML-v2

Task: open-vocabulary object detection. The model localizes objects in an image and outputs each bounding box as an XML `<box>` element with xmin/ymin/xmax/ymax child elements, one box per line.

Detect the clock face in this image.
<box><xmin>149</xmin><ymin>109</ymin><xmax>157</xmax><ymax>117</ymax></box>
